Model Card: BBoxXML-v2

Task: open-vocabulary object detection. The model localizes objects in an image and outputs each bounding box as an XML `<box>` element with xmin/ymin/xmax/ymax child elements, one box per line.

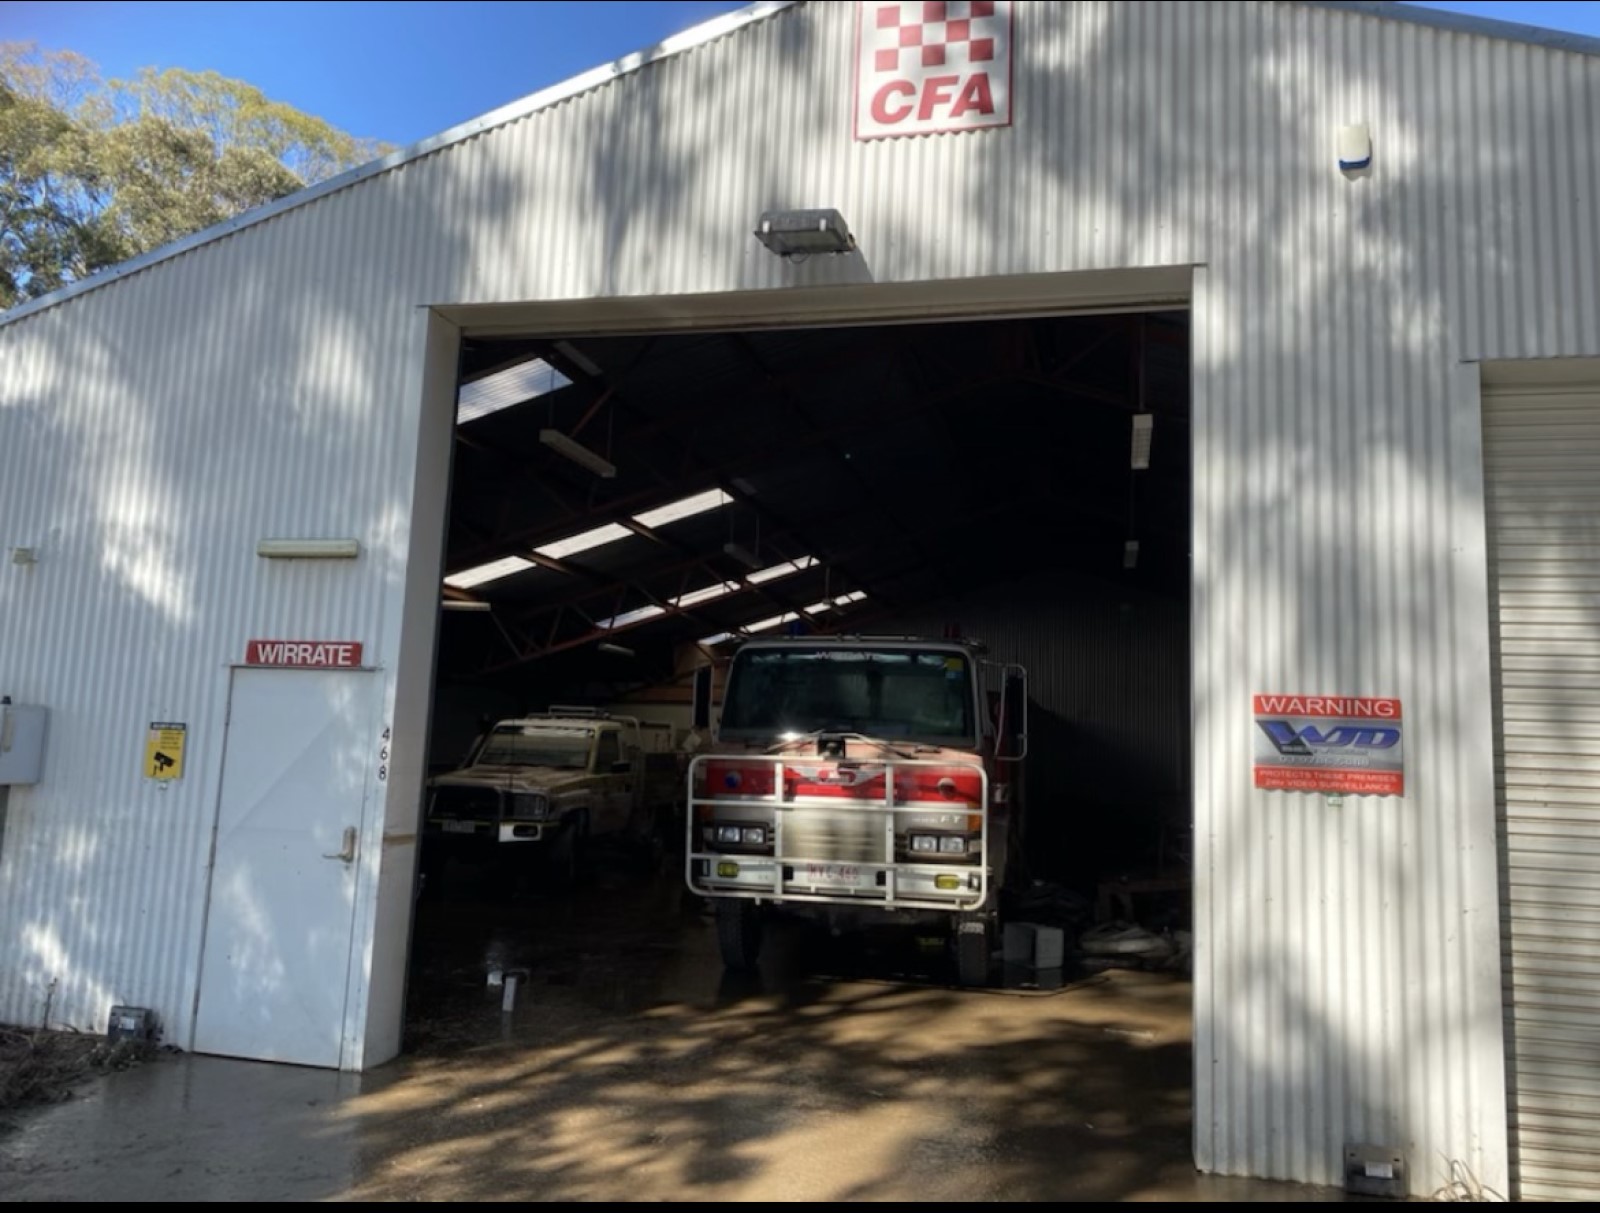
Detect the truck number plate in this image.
<box><xmin>441</xmin><ymin>820</ymin><xmax>477</xmax><ymax>834</ymax></box>
<box><xmin>802</xmin><ymin>862</ymin><xmax>864</xmax><ymax>886</ymax></box>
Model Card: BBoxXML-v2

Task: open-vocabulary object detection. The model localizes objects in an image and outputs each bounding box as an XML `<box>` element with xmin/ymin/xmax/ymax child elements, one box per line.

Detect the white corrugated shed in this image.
<box><xmin>2</xmin><ymin>0</ymin><xmax>1599</xmax><ymax>1195</ymax></box>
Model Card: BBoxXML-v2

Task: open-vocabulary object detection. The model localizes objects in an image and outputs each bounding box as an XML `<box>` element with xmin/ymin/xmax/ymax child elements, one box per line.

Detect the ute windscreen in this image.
<box><xmin>476</xmin><ymin>728</ymin><xmax>591</xmax><ymax>769</ymax></box>
<box><xmin>719</xmin><ymin>648</ymin><xmax>975</xmax><ymax>747</ymax></box>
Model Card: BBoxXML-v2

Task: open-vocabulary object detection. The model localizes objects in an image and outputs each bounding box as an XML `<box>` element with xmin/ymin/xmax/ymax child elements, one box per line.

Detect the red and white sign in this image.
<box><xmin>855</xmin><ymin>1</ymin><xmax>1014</xmax><ymax>140</ymax></box>
<box><xmin>1252</xmin><ymin>695</ymin><xmax>1405</xmax><ymax>797</ymax></box>
<box><xmin>246</xmin><ymin>640</ymin><xmax>364</xmax><ymax>669</ymax></box>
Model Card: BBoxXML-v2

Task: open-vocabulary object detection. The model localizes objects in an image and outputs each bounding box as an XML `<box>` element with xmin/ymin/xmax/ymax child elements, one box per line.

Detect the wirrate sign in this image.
<box><xmin>1252</xmin><ymin>695</ymin><xmax>1403</xmax><ymax>796</ymax></box>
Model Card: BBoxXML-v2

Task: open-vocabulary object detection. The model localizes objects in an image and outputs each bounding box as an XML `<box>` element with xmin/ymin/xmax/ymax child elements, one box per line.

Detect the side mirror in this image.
<box><xmin>999</xmin><ymin>665</ymin><xmax>1028</xmax><ymax>762</ymax></box>
<box><xmin>611</xmin><ymin>760</ymin><xmax>632</xmax><ymax>774</ymax></box>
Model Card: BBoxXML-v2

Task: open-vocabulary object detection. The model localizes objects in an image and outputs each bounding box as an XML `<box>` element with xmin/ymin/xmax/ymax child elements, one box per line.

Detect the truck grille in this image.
<box><xmin>782</xmin><ymin>809</ymin><xmax>891</xmax><ymax>866</ymax></box>
<box><xmin>430</xmin><ymin>786</ymin><xmax>503</xmax><ymax>821</ymax></box>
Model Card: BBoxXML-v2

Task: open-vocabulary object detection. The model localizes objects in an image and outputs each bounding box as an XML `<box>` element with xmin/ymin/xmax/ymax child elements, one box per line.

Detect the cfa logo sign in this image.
<box><xmin>855</xmin><ymin>1</ymin><xmax>1014</xmax><ymax>140</ymax></box>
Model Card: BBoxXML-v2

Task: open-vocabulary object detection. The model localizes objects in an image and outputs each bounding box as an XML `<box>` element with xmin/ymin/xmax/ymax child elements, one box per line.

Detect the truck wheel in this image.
<box><xmin>551</xmin><ymin>817</ymin><xmax>586</xmax><ymax>889</ymax></box>
<box><xmin>954</xmin><ymin>917</ymin><xmax>993</xmax><ymax>988</ymax></box>
<box><xmin>715</xmin><ymin>900</ymin><xmax>764</xmax><ymax>972</ymax></box>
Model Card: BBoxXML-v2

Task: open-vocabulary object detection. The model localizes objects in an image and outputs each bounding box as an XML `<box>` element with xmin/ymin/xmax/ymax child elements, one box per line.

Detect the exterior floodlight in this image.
<box><xmin>540</xmin><ymin>429</ymin><xmax>617</xmax><ymax>478</ymax></box>
<box><xmin>754</xmin><ymin>209</ymin><xmax>856</xmax><ymax>257</ymax></box>
<box><xmin>257</xmin><ymin>538</ymin><xmax>360</xmax><ymax>560</ymax></box>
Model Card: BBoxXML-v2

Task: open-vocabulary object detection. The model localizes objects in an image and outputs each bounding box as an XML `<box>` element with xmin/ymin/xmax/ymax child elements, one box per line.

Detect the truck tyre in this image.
<box><xmin>954</xmin><ymin>917</ymin><xmax>992</xmax><ymax>988</ymax></box>
<box><xmin>715</xmin><ymin>900</ymin><xmax>764</xmax><ymax>972</ymax></box>
<box><xmin>551</xmin><ymin>815</ymin><xmax>586</xmax><ymax>889</ymax></box>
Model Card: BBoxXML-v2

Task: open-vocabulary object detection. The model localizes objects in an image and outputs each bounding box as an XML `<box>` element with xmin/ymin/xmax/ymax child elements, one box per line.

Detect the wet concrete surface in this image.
<box><xmin>1</xmin><ymin>857</ymin><xmax>1344</xmax><ymax>1201</ymax></box>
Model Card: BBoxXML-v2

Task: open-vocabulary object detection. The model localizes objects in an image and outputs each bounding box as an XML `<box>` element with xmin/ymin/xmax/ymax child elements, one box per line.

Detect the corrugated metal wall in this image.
<box><xmin>4</xmin><ymin>0</ymin><xmax>1600</xmax><ymax>1193</ymax></box>
<box><xmin>886</xmin><ymin>572</ymin><xmax>1190</xmax><ymax>886</ymax></box>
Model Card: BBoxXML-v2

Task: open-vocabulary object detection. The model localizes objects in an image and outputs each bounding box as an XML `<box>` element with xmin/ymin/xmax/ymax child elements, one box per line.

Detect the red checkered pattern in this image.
<box><xmin>870</xmin><ymin>1</ymin><xmax>1001</xmax><ymax>73</ymax></box>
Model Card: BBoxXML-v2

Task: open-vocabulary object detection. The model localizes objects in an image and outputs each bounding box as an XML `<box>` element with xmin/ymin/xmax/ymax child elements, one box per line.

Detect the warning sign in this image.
<box><xmin>1252</xmin><ymin>695</ymin><xmax>1403</xmax><ymax>797</ymax></box>
<box><xmin>145</xmin><ymin>722</ymin><xmax>186</xmax><ymax>781</ymax></box>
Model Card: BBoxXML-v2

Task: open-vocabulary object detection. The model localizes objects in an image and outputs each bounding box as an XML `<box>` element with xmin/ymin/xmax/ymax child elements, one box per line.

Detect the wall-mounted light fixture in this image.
<box><xmin>256</xmin><ymin>538</ymin><xmax>360</xmax><ymax>560</ymax></box>
<box><xmin>753</xmin><ymin>208</ymin><xmax>856</xmax><ymax>258</ymax></box>
<box><xmin>540</xmin><ymin>429</ymin><xmax>617</xmax><ymax>479</ymax></box>
<box><xmin>1338</xmin><ymin>123</ymin><xmax>1372</xmax><ymax>172</ymax></box>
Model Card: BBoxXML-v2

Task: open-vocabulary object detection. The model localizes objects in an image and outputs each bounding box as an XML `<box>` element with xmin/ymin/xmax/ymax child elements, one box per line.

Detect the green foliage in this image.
<box><xmin>0</xmin><ymin>44</ymin><xmax>388</xmax><ymax>310</ymax></box>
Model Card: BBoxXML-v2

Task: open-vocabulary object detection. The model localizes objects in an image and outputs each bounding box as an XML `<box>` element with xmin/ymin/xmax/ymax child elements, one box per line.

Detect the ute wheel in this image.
<box><xmin>715</xmin><ymin>900</ymin><xmax>764</xmax><ymax>972</ymax></box>
<box><xmin>954</xmin><ymin>917</ymin><xmax>993</xmax><ymax>988</ymax></box>
<box><xmin>550</xmin><ymin>816</ymin><xmax>587</xmax><ymax>889</ymax></box>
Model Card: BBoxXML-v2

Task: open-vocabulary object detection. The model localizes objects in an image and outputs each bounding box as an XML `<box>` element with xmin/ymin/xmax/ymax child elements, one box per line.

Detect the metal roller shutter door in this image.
<box><xmin>1485</xmin><ymin>381</ymin><xmax>1600</xmax><ymax>1201</ymax></box>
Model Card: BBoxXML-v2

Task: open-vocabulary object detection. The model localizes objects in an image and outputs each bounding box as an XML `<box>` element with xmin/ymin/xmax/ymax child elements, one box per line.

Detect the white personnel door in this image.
<box><xmin>193</xmin><ymin>667</ymin><xmax>381</xmax><ymax>1068</ymax></box>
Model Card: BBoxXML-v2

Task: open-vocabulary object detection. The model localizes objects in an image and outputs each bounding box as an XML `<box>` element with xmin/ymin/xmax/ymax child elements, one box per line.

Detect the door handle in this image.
<box><xmin>323</xmin><ymin>826</ymin><xmax>357</xmax><ymax>864</ymax></box>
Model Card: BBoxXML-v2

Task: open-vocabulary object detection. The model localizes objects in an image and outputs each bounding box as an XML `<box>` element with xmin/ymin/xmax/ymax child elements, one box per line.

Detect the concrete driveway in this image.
<box><xmin>0</xmin><ymin>865</ymin><xmax>1338</xmax><ymax>1201</ymax></box>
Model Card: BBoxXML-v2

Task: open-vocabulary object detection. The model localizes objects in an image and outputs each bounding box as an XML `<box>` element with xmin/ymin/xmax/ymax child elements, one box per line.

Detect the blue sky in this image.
<box><xmin>0</xmin><ymin>1</ymin><xmax>1597</xmax><ymax>147</ymax></box>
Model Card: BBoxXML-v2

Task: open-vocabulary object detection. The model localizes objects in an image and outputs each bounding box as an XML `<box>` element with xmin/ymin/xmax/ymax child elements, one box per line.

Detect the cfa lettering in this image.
<box><xmin>871</xmin><ymin>73</ymin><xmax>995</xmax><ymax>125</ymax></box>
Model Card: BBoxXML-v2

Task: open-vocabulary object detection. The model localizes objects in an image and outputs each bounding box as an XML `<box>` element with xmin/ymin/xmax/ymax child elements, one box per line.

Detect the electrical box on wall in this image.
<box><xmin>0</xmin><ymin>701</ymin><xmax>48</xmax><ymax>785</ymax></box>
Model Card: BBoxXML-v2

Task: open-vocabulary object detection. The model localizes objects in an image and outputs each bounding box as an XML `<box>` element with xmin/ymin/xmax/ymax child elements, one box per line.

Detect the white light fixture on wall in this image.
<box><xmin>1338</xmin><ymin>123</ymin><xmax>1372</xmax><ymax>172</ymax></box>
<box><xmin>257</xmin><ymin>538</ymin><xmax>361</xmax><ymax>560</ymax></box>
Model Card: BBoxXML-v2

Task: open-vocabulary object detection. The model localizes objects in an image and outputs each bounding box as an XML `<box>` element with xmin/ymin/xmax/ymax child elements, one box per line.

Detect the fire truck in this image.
<box><xmin>686</xmin><ymin>636</ymin><xmax>1027</xmax><ymax>986</ymax></box>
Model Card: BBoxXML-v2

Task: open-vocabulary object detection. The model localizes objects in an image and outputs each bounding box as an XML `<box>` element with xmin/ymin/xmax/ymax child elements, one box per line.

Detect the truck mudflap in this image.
<box><xmin>685</xmin><ymin>753</ymin><xmax>990</xmax><ymax>912</ymax></box>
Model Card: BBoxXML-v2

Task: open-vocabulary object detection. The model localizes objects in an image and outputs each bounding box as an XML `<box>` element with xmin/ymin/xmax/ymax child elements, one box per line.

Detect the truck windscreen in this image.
<box><xmin>476</xmin><ymin>728</ymin><xmax>591</xmax><ymax>768</ymax></box>
<box><xmin>718</xmin><ymin>648</ymin><xmax>975</xmax><ymax>746</ymax></box>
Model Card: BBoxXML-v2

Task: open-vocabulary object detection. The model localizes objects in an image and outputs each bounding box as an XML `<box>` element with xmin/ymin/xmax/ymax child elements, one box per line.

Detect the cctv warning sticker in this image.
<box><xmin>855</xmin><ymin>1</ymin><xmax>1014</xmax><ymax>140</ymax></box>
<box><xmin>145</xmin><ymin>722</ymin><xmax>186</xmax><ymax>781</ymax></box>
<box><xmin>1252</xmin><ymin>695</ymin><xmax>1403</xmax><ymax>797</ymax></box>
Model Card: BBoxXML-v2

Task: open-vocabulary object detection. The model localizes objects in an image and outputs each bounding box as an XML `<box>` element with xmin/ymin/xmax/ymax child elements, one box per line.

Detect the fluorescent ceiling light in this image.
<box><xmin>674</xmin><ymin>581</ymin><xmax>742</xmax><ymax>609</ymax></box>
<box><xmin>540</xmin><ymin>429</ymin><xmax>617</xmax><ymax>479</ymax></box>
<box><xmin>443</xmin><ymin>555</ymin><xmax>535</xmax><ymax>589</ymax></box>
<box><xmin>528</xmin><ymin>489</ymin><xmax>731</xmax><ymax>568</ymax></box>
<box><xmin>745</xmin><ymin>610</ymin><xmax>800</xmax><ymax>633</ymax></box>
<box><xmin>599</xmin><ymin>604</ymin><xmax>667</xmax><ymax>629</ymax></box>
<box><xmin>457</xmin><ymin>358</ymin><xmax>569</xmax><ymax>425</ymax></box>
<box><xmin>805</xmin><ymin>591</ymin><xmax>867</xmax><ymax>615</ymax></box>
<box><xmin>747</xmin><ymin>556</ymin><xmax>817</xmax><ymax>584</ymax></box>
<box><xmin>634</xmin><ymin>488</ymin><xmax>732</xmax><ymax>529</ymax></box>
<box><xmin>597</xmin><ymin>642</ymin><xmax>635</xmax><ymax>657</ymax></box>
<box><xmin>699</xmin><ymin>632</ymin><xmax>737</xmax><ymax>646</ymax></box>
<box><xmin>536</xmin><ymin>522</ymin><xmax>633</xmax><ymax>561</ymax></box>
<box><xmin>441</xmin><ymin>600</ymin><xmax>492</xmax><ymax>613</ymax></box>
<box><xmin>1131</xmin><ymin>413</ymin><xmax>1154</xmax><ymax>470</ymax></box>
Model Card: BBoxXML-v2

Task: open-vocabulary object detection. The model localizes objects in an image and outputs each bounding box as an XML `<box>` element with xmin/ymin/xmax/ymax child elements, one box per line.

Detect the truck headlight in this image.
<box><xmin>510</xmin><ymin>793</ymin><xmax>549</xmax><ymax>820</ymax></box>
<box><xmin>910</xmin><ymin>834</ymin><xmax>939</xmax><ymax>853</ymax></box>
<box><xmin>741</xmin><ymin>826</ymin><xmax>766</xmax><ymax>845</ymax></box>
<box><xmin>715</xmin><ymin>825</ymin><xmax>743</xmax><ymax>845</ymax></box>
<box><xmin>938</xmin><ymin>836</ymin><xmax>967</xmax><ymax>855</ymax></box>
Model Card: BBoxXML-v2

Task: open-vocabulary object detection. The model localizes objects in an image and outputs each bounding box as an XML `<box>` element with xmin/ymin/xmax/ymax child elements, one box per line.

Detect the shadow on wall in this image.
<box><xmin>0</xmin><ymin>77</ymin><xmax>535</xmax><ymax>1041</ymax></box>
